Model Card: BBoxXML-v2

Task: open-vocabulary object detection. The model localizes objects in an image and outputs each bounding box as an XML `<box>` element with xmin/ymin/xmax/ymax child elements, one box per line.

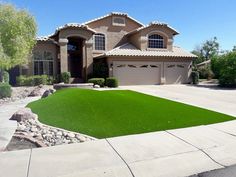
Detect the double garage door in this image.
<box><xmin>113</xmin><ymin>61</ymin><xmax>189</xmax><ymax>85</ymax></box>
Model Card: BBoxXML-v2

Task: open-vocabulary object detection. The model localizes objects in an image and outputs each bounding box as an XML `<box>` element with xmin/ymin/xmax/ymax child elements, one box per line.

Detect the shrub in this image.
<box><xmin>219</xmin><ymin>69</ymin><xmax>236</xmax><ymax>87</ymax></box>
<box><xmin>61</xmin><ymin>72</ymin><xmax>71</xmax><ymax>84</ymax></box>
<box><xmin>3</xmin><ymin>71</ymin><xmax>9</xmax><ymax>83</ymax></box>
<box><xmin>33</xmin><ymin>75</ymin><xmax>48</xmax><ymax>85</ymax></box>
<box><xmin>191</xmin><ymin>71</ymin><xmax>199</xmax><ymax>85</ymax></box>
<box><xmin>211</xmin><ymin>56</ymin><xmax>221</xmax><ymax>79</ymax></box>
<box><xmin>16</xmin><ymin>75</ymin><xmax>28</xmax><ymax>86</ymax></box>
<box><xmin>47</xmin><ymin>76</ymin><xmax>54</xmax><ymax>85</ymax></box>
<box><xmin>88</xmin><ymin>78</ymin><xmax>105</xmax><ymax>87</ymax></box>
<box><xmin>0</xmin><ymin>83</ymin><xmax>12</xmax><ymax>98</ymax></box>
<box><xmin>16</xmin><ymin>75</ymin><xmax>49</xmax><ymax>86</ymax></box>
<box><xmin>106</xmin><ymin>77</ymin><xmax>118</xmax><ymax>88</ymax></box>
<box><xmin>213</xmin><ymin>52</ymin><xmax>236</xmax><ymax>87</ymax></box>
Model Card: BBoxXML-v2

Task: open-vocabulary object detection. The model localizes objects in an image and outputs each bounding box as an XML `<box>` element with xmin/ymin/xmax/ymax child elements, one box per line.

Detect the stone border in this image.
<box><xmin>13</xmin><ymin>107</ymin><xmax>97</xmax><ymax>147</ymax></box>
<box><xmin>35</xmin><ymin>117</ymin><xmax>97</xmax><ymax>141</ymax></box>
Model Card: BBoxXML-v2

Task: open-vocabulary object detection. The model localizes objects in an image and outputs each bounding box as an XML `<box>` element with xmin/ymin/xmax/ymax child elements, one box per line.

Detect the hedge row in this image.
<box><xmin>88</xmin><ymin>77</ymin><xmax>118</xmax><ymax>88</ymax></box>
<box><xmin>16</xmin><ymin>75</ymin><xmax>50</xmax><ymax>86</ymax></box>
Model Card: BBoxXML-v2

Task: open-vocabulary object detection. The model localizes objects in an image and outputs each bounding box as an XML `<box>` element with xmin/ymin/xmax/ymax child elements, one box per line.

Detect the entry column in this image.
<box><xmin>59</xmin><ymin>38</ymin><xmax>68</xmax><ymax>73</ymax></box>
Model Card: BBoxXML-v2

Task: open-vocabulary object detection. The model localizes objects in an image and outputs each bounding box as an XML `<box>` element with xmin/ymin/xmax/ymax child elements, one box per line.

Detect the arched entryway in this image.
<box><xmin>67</xmin><ymin>37</ymin><xmax>84</xmax><ymax>79</ymax></box>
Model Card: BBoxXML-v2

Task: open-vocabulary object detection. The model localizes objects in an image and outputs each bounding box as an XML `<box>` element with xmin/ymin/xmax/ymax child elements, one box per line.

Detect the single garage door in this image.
<box><xmin>165</xmin><ymin>62</ymin><xmax>188</xmax><ymax>84</ymax></box>
<box><xmin>113</xmin><ymin>61</ymin><xmax>161</xmax><ymax>85</ymax></box>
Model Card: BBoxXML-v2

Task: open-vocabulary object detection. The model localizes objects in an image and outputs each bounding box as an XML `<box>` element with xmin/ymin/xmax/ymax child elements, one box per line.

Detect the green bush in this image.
<box><xmin>16</xmin><ymin>75</ymin><xmax>28</xmax><ymax>86</ymax></box>
<box><xmin>0</xmin><ymin>83</ymin><xmax>12</xmax><ymax>98</ymax></box>
<box><xmin>16</xmin><ymin>75</ymin><xmax>49</xmax><ymax>86</ymax></box>
<box><xmin>88</xmin><ymin>78</ymin><xmax>105</xmax><ymax>87</ymax></box>
<box><xmin>106</xmin><ymin>77</ymin><xmax>118</xmax><ymax>88</ymax></box>
<box><xmin>211</xmin><ymin>56</ymin><xmax>221</xmax><ymax>79</ymax></box>
<box><xmin>191</xmin><ymin>71</ymin><xmax>199</xmax><ymax>85</ymax></box>
<box><xmin>3</xmin><ymin>71</ymin><xmax>9</xmax><ymax>83</ymax></box>
<box><xmin>213</xmin><ymin>52</ymin><xmax>236</xmax><ymax>87</ymax></box>
<box><xmin>219</xmin><ymin>69</ymin><xmax>236</xmax><ymax>87</ymax></box>
<box><xmin>61</xmin><ymin>72</ymin><xmax>71</xmax><ymax>84</ymax></box>
<box><xmin>33</xmin><ymin>75</ymin><xmax>48</xmax><ymax>85</ymax></box>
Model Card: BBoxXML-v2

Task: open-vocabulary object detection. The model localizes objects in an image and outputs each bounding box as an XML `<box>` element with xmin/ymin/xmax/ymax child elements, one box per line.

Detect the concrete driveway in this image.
<box><xmin>120</xmin><ymin>84</ymin><xmax>236</xmax><ymax>117</ymax></box>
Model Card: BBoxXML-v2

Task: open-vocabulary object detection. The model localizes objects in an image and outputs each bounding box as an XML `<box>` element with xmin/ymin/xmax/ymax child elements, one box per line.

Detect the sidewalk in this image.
<box><xmin>0</xmin><ymin>97</ymin><xmax>40</xmax><ymax>151</ymax></box>
<box><xmin>1</xmin><ymin>119</ymin><xmax>236</xmax><ymax>177</ymax></box>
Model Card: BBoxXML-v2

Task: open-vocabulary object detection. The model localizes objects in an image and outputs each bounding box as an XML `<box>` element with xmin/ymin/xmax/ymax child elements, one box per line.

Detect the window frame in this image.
<box><xmin>148</xmin><ymin>34</ymin><xmax>165</xmax><ymax>49</ymax></box>
<box><xmin>33</xmin><ymin>51</ymin><xmax>54</xmax><ymax>76</ymax></box>
<box><xmin>94</xmin><ymin>33</ymin><xmax>106</xmax><ymax>51</ymax></box>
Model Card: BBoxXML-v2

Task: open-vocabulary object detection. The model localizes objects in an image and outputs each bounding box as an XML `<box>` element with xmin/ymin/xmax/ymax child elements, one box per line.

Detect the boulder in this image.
<box><xmin>10</xmin><ymin>108</ymin><xmax>37</xmax><ymax>122</ymax></box>
<box><xmin>41</xmin><ymin>90</ymin><xmax>52</xmax><ymax>98</ymax></box>
<box><xmin>28</xmin><ymin>86</ymin><xmax>46</xmax><ymax>97</ymax></box>
<box><xmin>49</xmin><ymin>88</ymin><xmax>56</xmax><ymax>93</ymax></box>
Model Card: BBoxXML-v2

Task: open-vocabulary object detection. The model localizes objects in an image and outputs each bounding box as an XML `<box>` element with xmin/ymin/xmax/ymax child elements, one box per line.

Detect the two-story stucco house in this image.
<box><xmin>20</xmin><ymin>12</ymin><xmax>196</xmax><ymax>85</ymax></box>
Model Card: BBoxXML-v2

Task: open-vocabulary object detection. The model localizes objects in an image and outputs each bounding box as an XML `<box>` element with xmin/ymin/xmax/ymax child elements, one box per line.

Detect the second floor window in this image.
<box><xmin>148</xmin><ymin>34</ymin><xmax>164</xmax><ymax>49</ymax></box>
<box><xmin>94</xmin><ymin>33</ymin><xmax>105</xmax><ymax>51</ymax></box>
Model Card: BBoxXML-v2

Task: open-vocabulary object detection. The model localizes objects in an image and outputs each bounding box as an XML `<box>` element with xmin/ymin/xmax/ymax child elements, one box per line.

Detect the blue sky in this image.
<box><xmin>3</xmin><ymin>0</ymin><xmax>236</xmax><ymax>51</ymax></box>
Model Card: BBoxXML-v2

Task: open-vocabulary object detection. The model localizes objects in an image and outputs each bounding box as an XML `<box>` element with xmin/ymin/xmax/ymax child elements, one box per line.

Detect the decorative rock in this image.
<box><xmin>30</xmin><ymin>127</ymin><xmax>37</xmax><ymax>132</ymax></box>
<box><xmin>10</xmin><ymin>108</ymin><xmax>37</xmax><ymax>122</ymax></box>
<box><xmin>70</xmin><ymin>138</ymin><xmax>78</xmax><ymax>143</ymax></box>
<box><xmin>78</xmin><ymin>136</ymin><xmax>86</xmax><ymax>142</ymax></box>
<box><xmin>67</xmin><ymin>132</ymin><xmax>75</xmax><ymax>138</ymax></box>
<box><xmin>17</xmin><ymin>124</ymin><xmax>26</xmax><ymax>131</ymax></box>
<box><xmin>41</xmin><ymin>90</ymin><xmax>52</xmax><ymax>98</ymax></box>
<box><xmin>56</xmin><ymin>131</ymin><xmax>63</xmax><ymax>136</ymax></box>
<box><xmin>94</xmin><ymin>84</ymin><xmax>100</xmax><ymax>88</ymax></box>
<box><xmin>28</xmin><ymin>86</ymin><xmax>46</xmax><ymax>97</ymax></box>
<box><xmin>49</xmin><ymin>88</ymin><xmax>56</xmax><ymax>94</ymax></box>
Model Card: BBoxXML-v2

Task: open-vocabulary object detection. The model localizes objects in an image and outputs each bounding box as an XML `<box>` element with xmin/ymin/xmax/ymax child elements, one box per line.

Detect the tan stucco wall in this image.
<box><xmin>30</xmin><ymin>41</ymin><xmax>58</xmax><ymax>76</ymax></box>
<box><xmin>86</xmin><ymin>15</ymin><xmax>142</xmax><ymax>55</ymax></box>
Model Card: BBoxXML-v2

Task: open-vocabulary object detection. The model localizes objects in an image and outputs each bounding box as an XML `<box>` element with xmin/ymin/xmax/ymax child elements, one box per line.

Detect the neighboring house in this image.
<box><xmin>18</xmin><ymin>12</ymin><xmax>196</xmax><ymax>85</ymax></box>
<box><xmin>196</xmin><ymin>60</ymin><xmax>211</xmax><ymax>69</ymax></box>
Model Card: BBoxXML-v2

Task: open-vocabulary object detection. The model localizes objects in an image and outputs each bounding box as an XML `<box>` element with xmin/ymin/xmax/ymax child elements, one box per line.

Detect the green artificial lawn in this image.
<box><xmin>28</xmin><ymin>88</ymin><xmax>235</xmax><ymax>138</ymax></box>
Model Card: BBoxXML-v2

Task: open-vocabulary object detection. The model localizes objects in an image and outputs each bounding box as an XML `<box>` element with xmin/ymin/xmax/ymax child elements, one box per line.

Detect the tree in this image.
<box><xmin>192</xmin><ymin>37</ymin><xmax>219</xmax><ymax>64</ymax></box>
<box><xmin>0</xmin><ymin>3</ymin><xmax>37</xmax><ymax>82</ymax></box>
<box><xmin>233</xmin><ymin>46</ymin><xmax>236</xmax><ymax>52</ymax></box>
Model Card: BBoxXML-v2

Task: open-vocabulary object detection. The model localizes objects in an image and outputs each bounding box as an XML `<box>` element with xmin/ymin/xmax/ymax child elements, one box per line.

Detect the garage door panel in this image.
<box><xmin>165</xmin><ymin>63</ymin><xmax>188</xmax><ymax>84</ymax></box>
<box><xmin>113</xmin><ymin>61</ymin><xmax>161</xmax><ymax>85</ymax></box>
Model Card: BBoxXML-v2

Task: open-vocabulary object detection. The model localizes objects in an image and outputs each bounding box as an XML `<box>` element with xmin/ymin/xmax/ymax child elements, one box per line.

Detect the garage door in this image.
<box><xmin>165</xmin><ymin>63</ymin><xmax>188</xmax><ymax>84</ymax></box>
<box><xmin>113</xmin><ymin>61</ymin><xmax>161</xmax><ymax>85</ymax></box>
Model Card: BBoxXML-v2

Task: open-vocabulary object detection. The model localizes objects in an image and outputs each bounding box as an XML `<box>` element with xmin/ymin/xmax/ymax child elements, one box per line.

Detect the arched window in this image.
<box><xmin>33</xmin><ymin>51</ymin><xmax>54</xmax><ymax>76</ymax></box>
<box><xmin>148</xmin><ymin>34</ymin><xmax>164</xmax><ymax>49</ymax></box>
<box><xmin>94</xmin><ymin>33</ymin><xmax>105</xmax><ymax>50</ymax></box>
